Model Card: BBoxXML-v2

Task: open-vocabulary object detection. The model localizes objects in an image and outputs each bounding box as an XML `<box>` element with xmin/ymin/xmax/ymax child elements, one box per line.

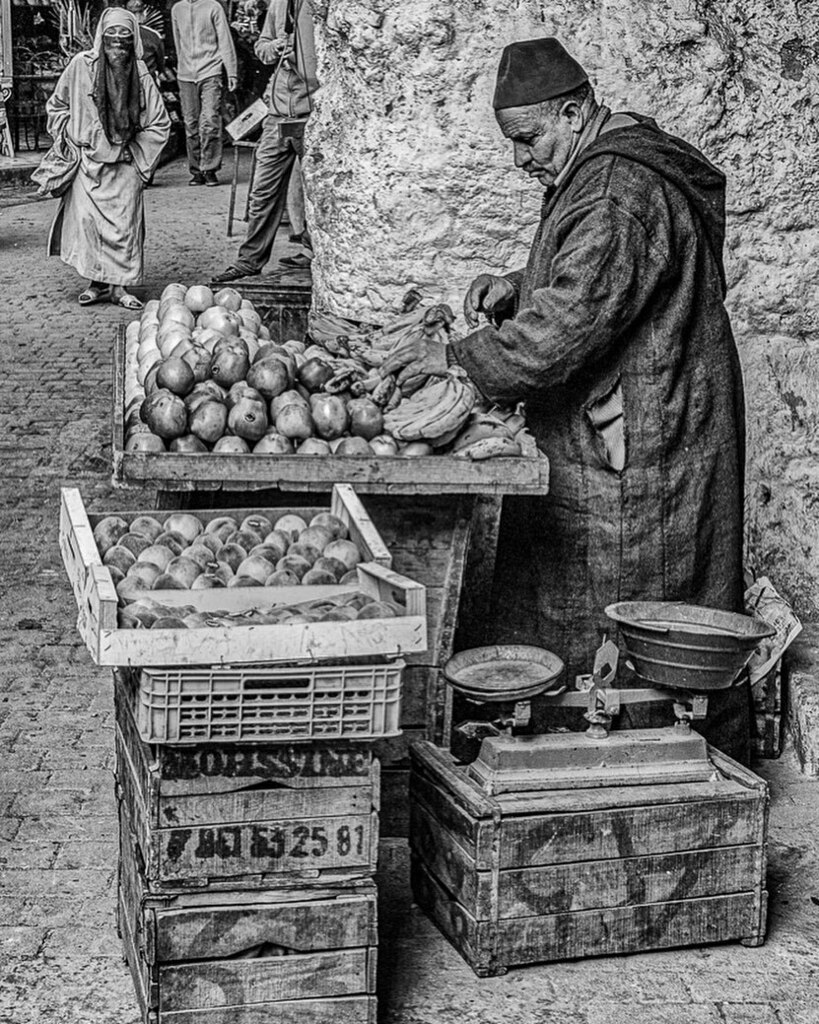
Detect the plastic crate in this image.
<box><xmin>131</xmin><ymin>660</ymin><xmax>405</xmax><ymax>744</ymax></box>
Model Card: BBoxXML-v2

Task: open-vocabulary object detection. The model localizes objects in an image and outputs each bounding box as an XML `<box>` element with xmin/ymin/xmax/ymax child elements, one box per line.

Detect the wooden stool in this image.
<box><xmin>227</xmin><ymin>139</ymin><xmax>258</xmax><ymax>237</ymax></box>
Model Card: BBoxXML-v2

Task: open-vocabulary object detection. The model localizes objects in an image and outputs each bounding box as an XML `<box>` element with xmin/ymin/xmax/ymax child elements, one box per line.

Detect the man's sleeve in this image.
<box><xmin>254</xmin><ymin>2</ymin><xmax>283</xmax><ymax>64</ymax></box>
<box><xmin>214</xmin><ymin>5</ymin><xmax>238</xmax><ymax>78</ymax></box>
<box><xmin>451</xmin><ymin>195</ymin><xmax>671</xmax><ymax>404</ymax></box>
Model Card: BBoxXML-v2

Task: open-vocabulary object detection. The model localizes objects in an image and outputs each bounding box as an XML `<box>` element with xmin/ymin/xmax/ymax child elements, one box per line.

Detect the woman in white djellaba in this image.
<box><xmin>35</xmin><ymin>7</ymin><xmax>170</xmax><ymax>309</ymax></box>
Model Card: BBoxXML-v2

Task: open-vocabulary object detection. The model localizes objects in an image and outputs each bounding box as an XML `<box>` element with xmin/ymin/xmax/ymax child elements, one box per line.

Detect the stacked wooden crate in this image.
<box><xmin>409</xmin><ymin>741</ymin><xmax>769</xmax><ymax>977</ymax></box>
<box><xmin>60</xmin><ymin>485</ymin><xmax>428</xmax><ymax>1024</ymax></box>
<box><xmin>115</xmin><ymin>680</ymin><xmax>380</xmax><ymax>1023</ymax></box>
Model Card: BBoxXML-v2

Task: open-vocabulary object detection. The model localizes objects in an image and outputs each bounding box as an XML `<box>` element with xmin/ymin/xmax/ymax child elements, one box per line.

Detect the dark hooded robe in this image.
<box><xmin>452</xmin><ymin>115</ymin><xmax>748</xmax><ymax>758</ymax></box>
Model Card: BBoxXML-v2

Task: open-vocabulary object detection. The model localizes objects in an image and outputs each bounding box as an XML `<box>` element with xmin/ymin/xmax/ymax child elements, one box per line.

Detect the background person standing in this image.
<box><xmin>214</xmin><ymin>0</ymin><xmax>317</xmax><ymax>281</ymax></box>
<box><xmin>171</xmin><ymin>0</ymin><xmax>237</xmax><ymax>186</ymax></box>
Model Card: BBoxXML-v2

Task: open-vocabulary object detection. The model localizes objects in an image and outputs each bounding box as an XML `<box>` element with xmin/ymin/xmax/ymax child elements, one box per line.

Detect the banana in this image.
<box><xmin>452</xmin><ymin>421</ymin><xmax>514</xmax><ymax>453</ymax></box>
<box><xmin>384</xmin><ymin>376</ymin><xmax>475</xmax><ymax>442</ymax></box>
<box><xmin>453</xmin><ymin>436</ymin><xmax>523</xmax><ymax>460</ymax></box>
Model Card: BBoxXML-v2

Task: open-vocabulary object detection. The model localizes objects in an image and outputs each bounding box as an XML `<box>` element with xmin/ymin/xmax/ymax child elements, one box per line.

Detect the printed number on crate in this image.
<box><xmin>165</xmin><ymin>820</ymin><xmax>368</xmax><ymax>864</ymax></box>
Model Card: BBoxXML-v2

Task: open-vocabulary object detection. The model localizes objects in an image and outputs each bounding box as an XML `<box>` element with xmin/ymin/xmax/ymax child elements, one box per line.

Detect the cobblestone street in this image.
<box><xmin>2</xmin><ymin>156</ymin><xmax>819</xmax><ymax>1024</ymax></box>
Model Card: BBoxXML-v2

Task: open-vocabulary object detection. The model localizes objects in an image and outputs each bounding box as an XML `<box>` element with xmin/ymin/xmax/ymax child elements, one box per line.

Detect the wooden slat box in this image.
<box><xmin>59</xmin><ymin>484</ymin><xmax>428</xmax><ymax>667</ymax></box>
<box><xmin>113</xmin><ymin>328</ymin><xmax>550</xmax><ymax>496</ymax></box>
<box><xmin>115</xmin><ymin>682</ymin><xmax>379</xmax><ymax>890</ymax></box>
<box><xmin>119</xmin><ymin>810</ymin><xmax>377</xmax><ymax>1024</ymax></box>
<box><xmin>409</xmin><ymin>741</ymin><xmax>768</xmax><ymax>976</ymax></box>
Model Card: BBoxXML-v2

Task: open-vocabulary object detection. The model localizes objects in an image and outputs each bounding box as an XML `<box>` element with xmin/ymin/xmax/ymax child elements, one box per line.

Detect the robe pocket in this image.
<box><xmin>584</xmin><ymin>375</ymin><xmax>626</xmax><ymax>473</ymax></box>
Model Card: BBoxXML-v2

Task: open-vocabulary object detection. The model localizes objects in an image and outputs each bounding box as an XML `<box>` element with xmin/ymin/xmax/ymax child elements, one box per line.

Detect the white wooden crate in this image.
<box><xmin>59</xmin><ymin>486</ymin><xmax>426</xmax><ymax>667</ymax></box>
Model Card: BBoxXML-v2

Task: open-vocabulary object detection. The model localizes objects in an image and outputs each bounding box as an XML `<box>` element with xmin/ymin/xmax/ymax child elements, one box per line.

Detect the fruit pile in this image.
<box><xmin>124</xmin><ymin>284</ymin><xmax>536</xmax><ymax>459</ymax></box>
<box><xmin>118</xmin><ymin>592</ymin><xmax>402</xmax><ymax>631</ymax></box>
<box><xmin>93</xmin><ymin>509</ymin><xmax>368</xmax><ymax>610</ymax></box>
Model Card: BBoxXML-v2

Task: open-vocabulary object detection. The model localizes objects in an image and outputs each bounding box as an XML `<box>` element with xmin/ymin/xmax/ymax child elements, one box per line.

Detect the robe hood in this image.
<box><xmin>92</xmin><ymin>8</ymin><xmax>144</xmax><ymax>60</ymax></box>
<box><xmin>569</xmin><ymin>114</ymin><xmax>728</xmax><ymax>292</ymax></box>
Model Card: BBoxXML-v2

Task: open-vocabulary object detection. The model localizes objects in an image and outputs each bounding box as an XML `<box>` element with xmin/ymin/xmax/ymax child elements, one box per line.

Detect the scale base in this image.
<box><xmin>466</xmin><ymin>726</ymin><xmax>716</xmax><ymax>794</ymax></box>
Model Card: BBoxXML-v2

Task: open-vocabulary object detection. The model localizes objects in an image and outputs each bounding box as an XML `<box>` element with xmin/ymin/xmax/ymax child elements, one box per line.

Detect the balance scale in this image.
<box><xmin>445</xmin><ymin>603</ymin><xmax>775</xmax><ymax>797</ymax></box>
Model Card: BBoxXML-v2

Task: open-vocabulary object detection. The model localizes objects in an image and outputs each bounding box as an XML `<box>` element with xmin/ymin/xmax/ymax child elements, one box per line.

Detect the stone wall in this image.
<box><xmin>304</xmin><ymin>0</ymin><xmax>819</xmax><ymax>615</ymax></box>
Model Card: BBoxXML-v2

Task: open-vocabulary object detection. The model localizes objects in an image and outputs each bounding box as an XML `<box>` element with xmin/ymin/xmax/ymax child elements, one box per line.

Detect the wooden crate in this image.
<box><xmin>409</xmin><ymin>741</ymin><xmax>768</xmax><ymax>976</ymax></box>
<box><xmin>118</xmin><ymin>809</ymin><xmax>377</xmax><ymax>1024</ymax></box>
<box><xmin>115</xmin><ymin>682</ymin><xmax>379</xmax><ymax>890</ymax></box>
<box><xmin>59</xmin><ymin>486</ymin><xmax>428</xmax><ymax>667</ymax></box>
<box><xmin>113</xmin><ymin>328</ymin><xmax>550</xmax><ymax>495</ymax></box>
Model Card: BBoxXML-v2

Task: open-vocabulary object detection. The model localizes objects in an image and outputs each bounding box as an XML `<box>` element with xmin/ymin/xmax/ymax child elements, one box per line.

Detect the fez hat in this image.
<box><xmin>493</xmin><ymin>38</ymin><xmax>589</xmax><ymax>110</ymax></box>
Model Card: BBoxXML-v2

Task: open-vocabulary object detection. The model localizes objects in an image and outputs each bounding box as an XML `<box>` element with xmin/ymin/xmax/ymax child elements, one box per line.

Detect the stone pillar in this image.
<box><xmin>305</xmin><ymin>0</ymin><xmax>819</xmax><ymax>615</ymax></box>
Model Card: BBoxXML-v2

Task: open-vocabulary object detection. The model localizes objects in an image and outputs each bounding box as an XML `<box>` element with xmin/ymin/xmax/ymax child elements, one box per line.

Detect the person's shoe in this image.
<box><xmin>213</xmin><ymin>264</ymin><xmax>252</xmax><ymax>283</ymax></box>
<box><xmin>189</xmin><ymin>173</ymin><xmax>205</xmax><ymax>186</ymax></box>
<box><xmin>204</xmin><ymin>171</ymin><xmax>220</xmax><ymax>187</ymax></box>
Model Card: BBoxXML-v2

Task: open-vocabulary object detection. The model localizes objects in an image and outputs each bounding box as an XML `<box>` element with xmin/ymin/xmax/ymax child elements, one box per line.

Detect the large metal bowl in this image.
<box><xmin>443</xmin><ymin>645</ymin><xmax>565</xmax><ymax>703</ymax></box>
<box><xmin>604</xmin><ymin>601</ymin><xmax>775</xmax><ymax>692</ymax></box>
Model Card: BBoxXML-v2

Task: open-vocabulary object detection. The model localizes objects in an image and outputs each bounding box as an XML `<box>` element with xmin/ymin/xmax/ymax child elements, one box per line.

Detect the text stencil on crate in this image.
<box><xmin>115</xmin><ymin>701</ymin><xmax>380</xmax><ymax>887</ymax></box>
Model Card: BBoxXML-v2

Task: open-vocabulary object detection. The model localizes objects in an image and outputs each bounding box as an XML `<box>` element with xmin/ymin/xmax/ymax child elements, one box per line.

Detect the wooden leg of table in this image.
<box><xmin>227</xmin><ymin>146</ymin><xmax>240</xmax><ymax>237</ymax></box>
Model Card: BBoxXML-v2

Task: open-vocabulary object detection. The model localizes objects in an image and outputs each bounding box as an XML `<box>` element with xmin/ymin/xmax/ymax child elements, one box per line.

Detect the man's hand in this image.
<box><xmin>463</xmin><ymin>274</ymin><xmax>516</xmax><ymax>328</ymax></box>
<box><xmin>380</xmin><ymin>335</ymin><xmax>449</xmax><ymax>383</ymax></box>
<box><xmin>227</xmin><ymin>76</ymin><xmax>238</xmax><ymax>92</ymax></box>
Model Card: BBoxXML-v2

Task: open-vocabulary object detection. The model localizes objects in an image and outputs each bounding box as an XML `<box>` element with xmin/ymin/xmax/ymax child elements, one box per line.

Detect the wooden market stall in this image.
<box><xmin>112</xmin><ymin>327</ymin><xmax>550</xmax><ymax>835</ymax></box>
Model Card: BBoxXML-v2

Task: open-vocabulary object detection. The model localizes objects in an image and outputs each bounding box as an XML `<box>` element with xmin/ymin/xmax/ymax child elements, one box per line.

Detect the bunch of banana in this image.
<box><xmin>384</xmin><ymin>374</ymin><xmax>475</xmax><ymax>444</ymax></box>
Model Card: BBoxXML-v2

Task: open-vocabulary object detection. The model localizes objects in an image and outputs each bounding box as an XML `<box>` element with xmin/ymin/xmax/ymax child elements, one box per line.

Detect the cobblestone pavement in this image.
<box><xmin>1</xmin><ymin>157</ymin><xmax>819</xmax><ymax>1024</ymax></box>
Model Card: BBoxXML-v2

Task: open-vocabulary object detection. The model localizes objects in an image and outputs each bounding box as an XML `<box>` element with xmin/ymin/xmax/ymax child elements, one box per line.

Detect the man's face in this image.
<box><xmin>103</xmin><ymin>25</ymin><xmax>135</xmax><ymax>64</ymax></box>
<box><xmin>496</xmin><ymin>103</ymin><xmax>577</xmax><ymax>187</ymax></box>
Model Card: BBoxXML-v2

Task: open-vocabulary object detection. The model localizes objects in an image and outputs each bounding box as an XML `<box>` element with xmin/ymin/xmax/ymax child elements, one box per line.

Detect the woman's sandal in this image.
<box><xmin>78</xmin><ymin>284</ymin><xmax>112</xmax><ymax>306</ymax></box>
<box><xmin>111</xmin><ymin>290</ymin><xmax>144</xmax><ymax>310</ymax></box>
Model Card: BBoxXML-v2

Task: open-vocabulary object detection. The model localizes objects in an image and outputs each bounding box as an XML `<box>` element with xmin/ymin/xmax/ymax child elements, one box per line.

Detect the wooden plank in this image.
<box><xmin>159</xmin><ymin>995</ymin><xmax>377</xmax><ymax>1024</ymax></box>
<box><xmin>494</xmin><ymin>775</ymin><xmax>761</xmax><ymax>816</ymax></box>
<box><xmin>497</xmin><ymin>845</ymin><xmax>763</xmax><ymax>918</ymax></box>
<box><xmin>410</xmin><ymin>858</ymin><xmax>483</xmax><ymax>973</ymax></box>
<box><xmin>159</xmin><ymin>784</ymin><xmax>376</xmax><ymax>828</ymax></box>
<box><xmin>119</xmin><ymin>886</ymin><xmax>151</xmax><ymax>1017</ymax></box>
<box><xmin>332</xmin><ymin>484</ymin><xmax>392</xmax><ymax>568</ymax></box>
<box><xmin>114</xmin><ymin>327</ymin><xmax>550</xmax><ymax>496</ymax></box>
<box><xmin>498</xmin><ymin>797</ymin><xmax>760</xmax><ymax>868</ymax></box>
<box><xmin>154</xmin><ymin>812</ymin><xmax>378</xmax><ymax>882</ymax></box>
<box><xmin>409</xmin><ymin>767</ymin><xmax>492</xmax><ymax>863</ymax></box>
<box><xmin>409</xmin><ymin>742</ymin><xmax>499</xmax><ymax>820</ymax></box>
<box><xmin>155</xmin><ymin>894</ymin><xmax>377</xmax><ymax>961</ymax></box>
<box><xmin>159</xmin><ymin>950</ymin><xmax>370</xmax><ymax>1010</ymax></box>
<box><xmin>97</xmin><ymin>608</ymin><xmax>427</xmax><ymax>668</ymax></box>
<box><xmin>489</xmin><ymin>891</ymin><xmax>762</xmax><ymax>967</ymax></box>
<box><xmin>409</xmin><ymin>797</ymin><xmax>492</xmax><ymax>919</ymax></box>
<box><xmin>412</xmin><ymin>856</ymin><xmax>764</xmax><ymax>974</ymax></box>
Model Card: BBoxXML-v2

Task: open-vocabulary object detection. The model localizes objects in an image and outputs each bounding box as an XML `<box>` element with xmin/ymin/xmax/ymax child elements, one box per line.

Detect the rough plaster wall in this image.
<box><xmin>304</xmin><ymin>0</ymin><xmax>819</xmax><ymax>615</ymax></box>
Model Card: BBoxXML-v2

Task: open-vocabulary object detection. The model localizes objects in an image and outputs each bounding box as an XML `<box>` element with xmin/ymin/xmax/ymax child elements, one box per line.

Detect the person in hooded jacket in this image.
<box><xmin>36</xmin><ymin>8</ymin><xmax>170</xmax><ymax>308</ymax></box>
<box><xmin>382</xmin><ymin>38</ymin><xmax>750</xmax><ymax>761</ymax></box>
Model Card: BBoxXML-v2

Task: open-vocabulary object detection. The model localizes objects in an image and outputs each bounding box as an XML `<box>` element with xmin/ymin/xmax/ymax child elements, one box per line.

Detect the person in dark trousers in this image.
<box><xmin>382</xmin><ymin>38</ymin><xmax>750</xmax><ymax>762</ymax></box>
<box><xmin>214</xmin><ymin>0</ymin><xmax>316</xmax><ymax>281</ymax></box>
<box><xmin>171</xmin><ymin>0</ymin><xmax>237</xmax><ymax>186</ymax></box>
<box><xmin>126</xmin><ymin>0</ymin><xmax>168</xmax><ymax>83</ymax></box>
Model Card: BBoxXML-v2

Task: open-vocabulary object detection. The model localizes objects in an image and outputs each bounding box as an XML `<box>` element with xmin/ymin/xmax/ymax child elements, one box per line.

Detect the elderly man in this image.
<box><xmin>35</xmin><ymin>8</ymin><xmax>170</xmax><ymax>308</ymax></box>
<box><xmin>384</xmin><ymin>39</ymin><xmax>749</xmax><ymax>759</ymax></box>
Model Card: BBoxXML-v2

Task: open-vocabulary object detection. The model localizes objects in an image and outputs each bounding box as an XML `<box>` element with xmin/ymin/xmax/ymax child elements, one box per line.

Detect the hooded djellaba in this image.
<box><xmin>34</xmin><ymin>7</ymin><xmax>170</xmax><ymax>308</ymax></box>
<box><xmin>383</xmin><ymin>39</ymin><xmax>750</xmax><ymax>762</ymax></box>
